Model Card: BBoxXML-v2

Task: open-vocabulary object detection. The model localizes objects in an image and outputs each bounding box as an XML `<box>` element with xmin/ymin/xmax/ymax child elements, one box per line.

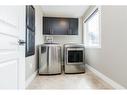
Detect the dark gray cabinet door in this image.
<box><xmin>43</xmin><ymin>17</ymin><xmax>54</xmax><ymax>35</ymax></box>
<box><xmin>43</xmin><ymin>17</ymin><xmax>69</xmax><ymax>35</ymax></box>
<box><xmin>68</xmin><ymin>18</ymin><xmax>78</xmax><ymax>35</ymax></box>
<box><xmin>51</xmin><ymin>18</ymin><xmax>69</xmax><ymax>35</ymax></box>
<box><xmin>43</xmin><ymin>17</ymin><xmax>50</xmax><ymax>35</ymax></box>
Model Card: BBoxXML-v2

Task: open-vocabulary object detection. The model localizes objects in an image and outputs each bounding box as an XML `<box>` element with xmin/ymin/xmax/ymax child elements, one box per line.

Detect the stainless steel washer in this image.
<box><xmin>39</xmin><ymin>43</ymin><xmax>62</xmax><ymax>75</ymax></box>
<box><xmin>64</xmin><ymin>43</ymin><xmax>85</xmax><ymax>74</ymax></box>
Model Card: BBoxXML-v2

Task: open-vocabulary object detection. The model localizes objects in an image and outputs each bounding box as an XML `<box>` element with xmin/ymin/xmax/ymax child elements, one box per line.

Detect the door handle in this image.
<box><xmin>18</xmin><ymin>40</ymin><xmax>26</xmax><ymax>46</ymax></box>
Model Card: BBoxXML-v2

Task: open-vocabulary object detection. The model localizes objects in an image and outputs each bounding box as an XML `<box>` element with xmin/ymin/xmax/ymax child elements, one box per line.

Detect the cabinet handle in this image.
<box><xmin>51</xmin><ymin>28</ymin><xmax>53</xmax><ymax>34</ymax></box>
<box><xmin>68</xmin><ymin>29</ymin><xmax>72</xmax><ymax>34</ymax></box>
<box><xmin>49</xmin><ymin>28</ymin><xmax>52</xmax><ymax>34</ymax></box>
<box><xmin>49</xmin><ymin>28</ymin><xmax>53</xmax><ymax>34</ymax></box>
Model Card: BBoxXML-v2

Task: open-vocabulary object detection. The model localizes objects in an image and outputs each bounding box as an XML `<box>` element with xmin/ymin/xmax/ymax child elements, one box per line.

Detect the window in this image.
<box><xmin>84</xmin><ymin>8</ymin><xmax>101</xmax><ymax>48</ymax></box>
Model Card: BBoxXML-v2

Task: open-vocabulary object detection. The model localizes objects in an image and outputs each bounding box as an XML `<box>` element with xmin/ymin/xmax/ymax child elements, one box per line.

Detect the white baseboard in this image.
<box><xmin>25</xmin><ymin>70</ymin><xmax>38</xmax><ymax>88</ymax></box>
<box><xmin>85</xmin><ymin>64</ymin><xmax>125</xmax><ymax>89</ymax></box>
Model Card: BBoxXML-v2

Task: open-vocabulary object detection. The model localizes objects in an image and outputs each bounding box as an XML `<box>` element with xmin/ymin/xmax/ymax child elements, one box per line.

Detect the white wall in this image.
<box><xmin>45</xmin><ymin>18</ymin><xmax>83</xmax><ymax>44</ymax></box>
<box><xmin>83</xmin><ymin>6</ymin><xmax>127</xmax><ymax>88</ymax></box>
<box><xmin>25</xmin><ymin>6</ymin><xmax>44</xmax><ymax>80</ymax></box>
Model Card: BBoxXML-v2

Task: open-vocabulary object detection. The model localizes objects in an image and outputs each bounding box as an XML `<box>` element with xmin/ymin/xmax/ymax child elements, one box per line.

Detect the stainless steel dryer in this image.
<box><xmin>64</xmin><ymin>43</ymin><xmax>85</xmax><ymax>74</ymax></box>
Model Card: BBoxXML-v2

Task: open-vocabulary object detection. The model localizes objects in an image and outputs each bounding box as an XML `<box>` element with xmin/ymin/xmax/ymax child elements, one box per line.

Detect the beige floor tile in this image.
<box><xmin>27</xmin><ymin>69</ymin><xmax>113</xmax><ymax>89</ymax></box>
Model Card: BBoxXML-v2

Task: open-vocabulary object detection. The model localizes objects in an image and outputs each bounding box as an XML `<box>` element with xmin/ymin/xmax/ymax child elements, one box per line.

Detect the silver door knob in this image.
<box><xmin>18</xmin><ymin>40</ymin><xmax>26</xmax><ymax>45</ymax></box>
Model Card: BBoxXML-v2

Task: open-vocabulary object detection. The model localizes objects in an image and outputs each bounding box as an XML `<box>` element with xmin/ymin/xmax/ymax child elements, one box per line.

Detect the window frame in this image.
<box><xmin>83</xmin><ymin>6</ymin><xmax>101</xmax><ymax>48</ymax></box>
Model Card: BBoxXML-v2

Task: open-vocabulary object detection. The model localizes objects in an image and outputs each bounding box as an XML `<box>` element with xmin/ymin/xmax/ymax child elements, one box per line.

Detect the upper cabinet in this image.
<box><xmin>43</xmin><ymin>17</ymin><xmax>78</xmax><ymax>35</ymax></box>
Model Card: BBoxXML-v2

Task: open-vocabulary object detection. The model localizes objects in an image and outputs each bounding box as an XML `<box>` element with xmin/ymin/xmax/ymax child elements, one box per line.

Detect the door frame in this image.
<box><xmin>17</xmin><ymin>6</ymin><xmax>26</xmax><ymax>89</ymax></box>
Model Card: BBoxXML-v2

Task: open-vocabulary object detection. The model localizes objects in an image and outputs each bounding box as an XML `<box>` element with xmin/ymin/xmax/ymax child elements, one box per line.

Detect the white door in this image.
<box><xmin>0</xmin><ymin>6</ymin><xmax>25</xmax><ymax>89</ymax></box>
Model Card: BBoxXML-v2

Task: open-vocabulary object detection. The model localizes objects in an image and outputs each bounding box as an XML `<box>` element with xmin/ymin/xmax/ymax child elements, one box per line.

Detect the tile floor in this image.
<box><xmin>27</xmin><ymin>68</ymin><xmax>113</xmax><ymax>89</ymax></box>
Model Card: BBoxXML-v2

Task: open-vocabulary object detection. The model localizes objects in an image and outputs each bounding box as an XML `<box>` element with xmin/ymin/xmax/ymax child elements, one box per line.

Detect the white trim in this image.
<box><xmin>18</xmin><ymin>6</ymin><xmax>26</xmax><ymax>89</ymax></box>
<box><xmin>85</xmin><ymin>64</ymin><xmax>126</xmax><ymax>89</ymax></box>
<box><xmin>25</xmin><ymin>70</ymin><xmax>38</xmax><ymax>88</ymax></box>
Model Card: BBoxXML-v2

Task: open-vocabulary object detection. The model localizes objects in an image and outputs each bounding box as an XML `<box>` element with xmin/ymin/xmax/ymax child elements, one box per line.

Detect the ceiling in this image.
<box><xmin>41</xmin><ymin>6</ymin><xmax>89</xmax><ymax>18</ymax></box>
